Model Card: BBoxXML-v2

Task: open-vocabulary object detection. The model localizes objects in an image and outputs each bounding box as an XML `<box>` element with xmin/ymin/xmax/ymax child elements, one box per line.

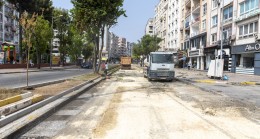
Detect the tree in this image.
<box><xmin>53</xmin><ymin>8</ymin><xmax>71</xmax><ymax>66</ymax></box>
<box><xmin>20</xmin><ymin>11</ymin><xmax>37</xmax><ymax>88</ymax></box>
<box><xmin>71</xmin><ymin>0</ymin><xmax>126</xmax><ymax>73</ymax></box>
<box><xmin>67</xmin><ymin>25</ymin><xmax>84</xmax><ymax>64</ymax></box>
<box><xmin>82</xmin><ymin>42</ymin><xmax>94</xmax><ymax>62</ymax></box>
<box><xmin>133</xmin><ymin>35</ymin><xmax>162</xmax><ymax>66</ymax></box>
<box><xmin>6</xmin><ymin>0</ymin><xmax>53</xmax><ymax>63</ymax></box>
<box><xmin>32</xmin><ymin>16</ymin><xmax>52</xmax><ymax>69</ymax></box>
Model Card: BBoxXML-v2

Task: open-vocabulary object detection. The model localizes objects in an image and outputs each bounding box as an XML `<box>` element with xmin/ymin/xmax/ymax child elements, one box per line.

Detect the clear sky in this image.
<box><xmin>52</xmin><ymin>0</ymin><xmax>158</xmax><ymax>43</ymax></box>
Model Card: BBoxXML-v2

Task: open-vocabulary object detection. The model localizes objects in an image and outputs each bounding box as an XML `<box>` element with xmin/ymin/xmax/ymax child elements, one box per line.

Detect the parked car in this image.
<box><xmin>81</xmin><ymin>62</ymin><xmax>93</xmax><ymax>69</ymax></box>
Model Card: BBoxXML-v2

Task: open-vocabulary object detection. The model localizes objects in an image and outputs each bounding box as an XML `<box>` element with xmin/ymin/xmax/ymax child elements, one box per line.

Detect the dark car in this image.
<box><xmin>81</xmin><ymin>62</ymin><xmax>93</xmax><ymax>69</ymax></box>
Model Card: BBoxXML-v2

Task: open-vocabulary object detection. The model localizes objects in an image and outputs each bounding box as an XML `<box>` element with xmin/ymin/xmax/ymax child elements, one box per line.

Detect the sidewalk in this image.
<box><xmin>175</xmin><ymin>68</ymin><xmax>260</xmax><ymax>85</ymax></box>
<box><xmin>0</xmin><ymin>65</ymin><xmax>78</xmax><ymax>74</ymax></box>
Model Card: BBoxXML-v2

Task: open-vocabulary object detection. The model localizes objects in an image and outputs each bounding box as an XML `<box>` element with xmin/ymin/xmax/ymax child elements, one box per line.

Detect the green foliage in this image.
<box><xmin>71</xmin><ymin>0</ymin><xmax>126</xmax><ymax>72</ymax></box>
<box><xmin>32</xmin><ymin>16</ymin><xmax>52</xmax><ymax>68</ymax></box>
<box><xmin>133</xmin><ymin>35</ymin><xmax>162</xmax><ymax>57</ymax></box>
<box><xmin>7</xmin><ymin>0</ymin><xmax>53</xmax><ymax>21</ymax></box>
<box><xmin>53</xmin><ymin>8</ymin><xmax>71</xmax><ymax>65</ymax></box>
<box><xmin>82</xmin><ymin>42</ymin><xmax>94</xmax><ymax>61</ymax></box>
<box><xmin>67</xmin><ymin>25</ymin><xmax>84</xmax><ymax>62</ymax></box>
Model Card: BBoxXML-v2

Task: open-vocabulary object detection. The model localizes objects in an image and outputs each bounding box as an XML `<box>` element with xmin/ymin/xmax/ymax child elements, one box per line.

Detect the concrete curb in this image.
<box><xmin>0</xmin><ymin>67</ymin><xmax>120</xmax><ymax>138</ymax></box>
<box><xmin>12</xmin><ymin>78</ymin><xmax>68</xmax><ymax>90</ymax></box>
<box><xmin>0</xmin><ymin>95</ymin><xmax>44</xmax><ymax>117</ymax></box>
<box><xmin>0</xmin><ymin>92</ymin><xmax>32</xmax><ymax>107</ymax></box>
<box><xmin>0</xmin><ymin>68</ymin><xmax>66</xmax><ymax>74</ymax></box>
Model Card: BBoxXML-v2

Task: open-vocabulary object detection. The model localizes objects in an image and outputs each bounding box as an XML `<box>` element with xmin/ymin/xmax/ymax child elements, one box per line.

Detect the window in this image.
<box><xmin>211</xmin><ymin>33</ymin><xmax>217</xmax><ymax>44</ymax></box>
<box><xmin>238</xmin><ymin>22</ymin><xmax>258</xmax><ymax>38</ymax></box>
<box><xmin>202</xmin><ymin>20</ymin><xmax>206</xmax><ymax>30</ymax></box>
<box><xmin>240</xmin><ymin>0</ymin><xmax>259</xmax><ymax>15</ymax></box>
<box><xmin>223</xmin><ymin>6</ymin><xmax>233</xmax><ymax>21</ymax></box>
<box><xmin>203</xmin><ymin>4</ymin><xmax>207</xmax><ymax>16</ymax></box>
<box><xmin>212</xmin><ymin>0</ymin><xmax>218</xmax><ymax>9</ymax></box>
<box><xmin>212</xmin><ymin>15</ymin><xmax>218</xmax><ymax>27</ymax></box>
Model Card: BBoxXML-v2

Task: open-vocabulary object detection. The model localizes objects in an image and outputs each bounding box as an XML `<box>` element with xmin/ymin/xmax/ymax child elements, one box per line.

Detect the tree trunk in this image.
<box><xmin>93</xmin><ymin>36</ymin><xmax>99</xmax><ymax>73</ymax></box>
<box><xmin>97</xmin><ymin>26</ymin><xmax>105</xmax><ymax>72</ymax></box>
<box><xmin>36</xmin><ymin>48</ymin><xmax>41</xmax><ymax>69</ymax></box>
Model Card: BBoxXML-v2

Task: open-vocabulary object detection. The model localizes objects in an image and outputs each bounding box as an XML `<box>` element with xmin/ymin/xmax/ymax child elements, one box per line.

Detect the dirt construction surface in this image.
<box><xmin>21</xmin><ymin>65</ymin><xmax>260</xmax><ymax>139</ymax></box>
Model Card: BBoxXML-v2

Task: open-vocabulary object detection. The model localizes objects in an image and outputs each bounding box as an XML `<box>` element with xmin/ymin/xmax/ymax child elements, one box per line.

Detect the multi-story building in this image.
<box><xmin>52</xmin><ymin>29</ymin><xmax>60</xmax><ymax>56</ymax></box>
<box><xmin>117</xmin><ymin>37</ymin><xmax>127</xmax><ymax>57</ymax></box>
<box><xmin>154</xmin><ymin>0</ymin><xmax>169</xmax><ymax>51</ymax></box>
<box><xmin>167</xmin><ymin>0</ymin><xmax>182</xmax><ymax>52</ymax></box>
<box><xmin>179</xmin><ymin>0</ymin><xmax>208</xmax><ymax>70</ymax></box>
<box><xmin>107</xmin><ymin>32</ymin><xmax>119</xmax><ymax>60</ymax></box>
<box><xmin>145</xmin><ymin>18</ymin><xmax>154</xmax><ymax>36</ymax></box>
<box><xmin>231</xmin><ymin>0</ymin><xmax>260</xmax><ymax>75</ymax></box>
<box><xmin>0</xmin><ymin>1</ymin><xmax>19</xmax><ymax>64</ymax></box>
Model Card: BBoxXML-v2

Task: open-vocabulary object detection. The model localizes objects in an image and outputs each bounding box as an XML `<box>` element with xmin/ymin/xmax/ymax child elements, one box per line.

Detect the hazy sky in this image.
<box><xmin>52</xmin><ymin>0</ymin><xmax>158</xmax><ymax>43</ymax></box>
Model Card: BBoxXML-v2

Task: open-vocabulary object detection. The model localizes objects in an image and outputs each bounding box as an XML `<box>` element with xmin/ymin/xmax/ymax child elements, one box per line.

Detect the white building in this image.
<box><xmin>167</xmin><ymin>0</ymin><xmax>182</xmax><ymax>52</ymax></box>
<box><xmin>145</xmin><ymin>18</ymin><xmax>154</xmax><ymax>36</ymax></box>
<box><xmin>0</xmin><ymin>1</ymin><xmax>19</xmax><ymax>63</ymax></box>
<box><xmin>154</xmin><ymin>0</ymin><xmax>169</xmax><ymax>51</ymax></box>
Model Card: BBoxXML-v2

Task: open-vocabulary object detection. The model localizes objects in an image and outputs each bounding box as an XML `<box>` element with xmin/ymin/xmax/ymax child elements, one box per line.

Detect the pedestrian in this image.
<box><xmin>29</xmin><ymin>59</ymin><xmax>34</xmax><ymax>67</ymax></box>
<box><xmin>187</xmin><ymin>61</ymin><xmax>191</xmax><ymax>70</ymax></box>
<box><xmin>105</xmin><ymin>62</ymin><xmax>108</xmax><ymax>78</ymax></box>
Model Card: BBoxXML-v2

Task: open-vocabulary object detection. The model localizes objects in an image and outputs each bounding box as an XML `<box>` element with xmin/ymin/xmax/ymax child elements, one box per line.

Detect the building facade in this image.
<box><xmin>154</xmin><ymin>0</ymin><xmax>169</xmax><ymax>51</ymax></box>
<box><xmin>231</xmin><ymin>0</ymin><xmax>260</xmax><ymax>75</ymax></box>
<box><xmin>0</xmin><ymin>1</ymin><xmax>19</xmax><ymax>64</ymax></box>
<box><xmin>145</xmin><ymin>18</ymin><xmax>154</xmax><ymax>36</ymax></box>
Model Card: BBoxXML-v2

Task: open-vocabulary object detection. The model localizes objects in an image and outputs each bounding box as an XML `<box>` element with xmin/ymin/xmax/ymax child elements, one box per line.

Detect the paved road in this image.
<box><xmin>16</xmin><ymin>67</ymin><xmax>259</xmax><ymax>139</ymax></box>
<box><xmin>0</xmin><ymin>68</ymin><xmax>92</xmax><ymax>88</ymax></box>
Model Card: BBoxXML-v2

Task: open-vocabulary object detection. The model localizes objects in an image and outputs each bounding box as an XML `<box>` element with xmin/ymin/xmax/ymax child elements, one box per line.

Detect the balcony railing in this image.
<box><xmin>192</xmin><ymin>3</ymin><xmax>200</xmax><ymax>11</ymax></box>
<box><xmin>191</xmin><ymin>32</ymin><xmax>200</xmax><ymax>37</ymax></box>
<box><xmin>185</xmin><ymin>35</ymin><xmax>190</xmax><ymax>40</ymax></box>
<box><xmin>185</xmin><ymin>10</ymin><xmax>191</xmax><ymax>17</ymax></box>
<box><xmin>185</xmin><ymin>0</ymin><xmax>191</xmax><ymax>5</ymax></box>
<box><xmin>191</xmin><ymin>17</ymin><xmax>200</xmax><ymax>25</ymax></box>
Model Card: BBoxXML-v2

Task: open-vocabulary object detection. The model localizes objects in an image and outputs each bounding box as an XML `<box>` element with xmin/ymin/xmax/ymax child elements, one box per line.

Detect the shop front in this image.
<box><xmin>1</xmin><ymin>42</ymin><xmax>16</xmax><ymax>64</ymax></box>
<box><xmin>204</xmin><ymin>40</ymin><xmax>231</xmax><ymax>71</ymax></box>
<box><xmin>231</xmin><ymin>43</ymin><xmax>260</xmax><ymax>75</ymax></box>
<box><xmin>188</xmin><ymin>49</ymin><xmax>204</xmax><ymax>70</ymax></box>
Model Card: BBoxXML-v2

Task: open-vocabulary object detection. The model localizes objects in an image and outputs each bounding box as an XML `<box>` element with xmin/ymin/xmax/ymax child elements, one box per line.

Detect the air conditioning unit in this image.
<box><xmin>254</xmin><ymin>34</ymin><xmax>260</xmax><ymax>41</ymax></box>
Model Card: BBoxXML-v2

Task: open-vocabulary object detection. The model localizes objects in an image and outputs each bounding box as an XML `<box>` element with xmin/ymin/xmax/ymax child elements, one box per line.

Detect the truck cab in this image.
<box><xmin>144</xmin><ymin>51</ymin><xmax>176</xmax><ymax>81</ymax></box>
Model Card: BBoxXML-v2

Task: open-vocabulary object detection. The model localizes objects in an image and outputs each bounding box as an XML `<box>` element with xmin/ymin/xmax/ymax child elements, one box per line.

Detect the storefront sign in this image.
<box><xmin>188</xmin><ymin>49</ymin><xmax>203</xmax><ymax>57</ymax></box>
<box><xmin>234</xmin><ymin>9</ymin><xmax>260</xmax><ymax>22</ymax></box>
<box><xmin>232</xmin><ymin>43</ymin><xmax>260</xmax><ymax>54</ymax></box>
<box><xmin>245</xmin><ymin>43</ymin><xmax>260</xmax><ymax>52</ymax></box>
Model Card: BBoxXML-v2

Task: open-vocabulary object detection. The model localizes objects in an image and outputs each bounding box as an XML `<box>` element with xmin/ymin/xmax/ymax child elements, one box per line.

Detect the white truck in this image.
<box><xmin>143</xmin><ymin>51</ymin><xmax>176</xmax><ymax>81</ymax></box>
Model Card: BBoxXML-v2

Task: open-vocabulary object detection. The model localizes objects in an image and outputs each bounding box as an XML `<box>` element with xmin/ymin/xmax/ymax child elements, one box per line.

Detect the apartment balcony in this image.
<box><xmin>192</xmin><ymin>3</ymin><xmax>200</xmax><ymax>12</ymax></box>
<box><xmin>185</xmin><ymin>0</ymin><xmax>191</xmax><ymax>6</ymax></box>
<box><xmin>224</xmin><ymin>0</ymin><xmax>233</xmax><ymax>7</ymax></box>
<box><xmin>185</xmin><ymin>10</ymin><xmax>191</xmax><ymax>17</ymax></box>
<box><xmin>185</xmin><ymin>22</ymin><xmax>190</xmax><ymax>29</ymax></box>
<box><xmin>223</xmin><ymin>18</ymin><xmax>233</xmax><ymax>26</ymax></box>
<box><xmin>4</xmin><ymin>21</ymin><xmax>11</xmax><ymax>27</ymax></box>
<box><xmin>191</xmin><ymin>17</ymin><xmax>200</xmax><ymax>26</ymax></box>
<box><xmin>191</xmin><ymin>32</ymin><xmax>200</xmax><ymax>38</ymax></box>
<box><xmin>185</xmin><ymin>35</ymin><xmax>190</xmax><ymax>40</ymax></box>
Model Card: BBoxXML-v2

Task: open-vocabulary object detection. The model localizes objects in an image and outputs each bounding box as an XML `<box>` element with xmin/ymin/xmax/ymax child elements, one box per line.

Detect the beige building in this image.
<box><xmin>231</xmin><ymin>0</ymin><xmax>260</xmax><ymax>75</ymax></box>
